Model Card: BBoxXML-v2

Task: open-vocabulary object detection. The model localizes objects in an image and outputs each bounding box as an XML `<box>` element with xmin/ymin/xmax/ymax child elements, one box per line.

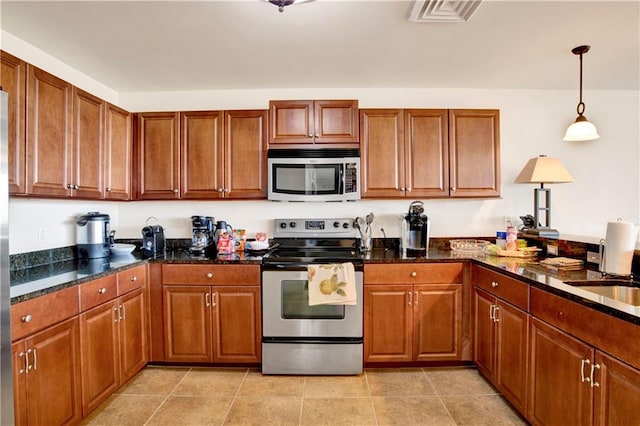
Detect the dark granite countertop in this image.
<box><xmin>10</xmin><ymin>246</ymin><xmax>640</xmax><ymax>327</ymax></box>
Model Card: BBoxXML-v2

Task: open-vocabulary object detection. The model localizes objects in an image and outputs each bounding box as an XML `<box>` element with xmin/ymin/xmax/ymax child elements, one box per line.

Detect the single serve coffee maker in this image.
<box><xmin>190</xmin><ymin>216</ymin><xmax>216</xmax><ymax>257</ymax></box>
<box><xmin>402</xmin><ymin>201</ymin><xmax>430</xmax><ymax>257</ymax></box>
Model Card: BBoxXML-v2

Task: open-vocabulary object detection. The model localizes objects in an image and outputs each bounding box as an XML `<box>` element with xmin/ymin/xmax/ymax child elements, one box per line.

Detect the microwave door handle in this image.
<box><xmin>339</xmin><ymin>164</ymin><xmax>345</xmax><ymax>194</ymax></box>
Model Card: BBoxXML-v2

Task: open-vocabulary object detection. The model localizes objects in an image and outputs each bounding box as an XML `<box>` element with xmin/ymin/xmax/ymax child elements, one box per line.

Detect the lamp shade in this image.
<box><xmin>514</xmin><ymin>155</ymin><xmax>574</xmax><ymax>184</ymax></box>
<box><xmin>563</xmin><ymin>117</ymin><xmax>600</xmax><ymax>141</ymax></box>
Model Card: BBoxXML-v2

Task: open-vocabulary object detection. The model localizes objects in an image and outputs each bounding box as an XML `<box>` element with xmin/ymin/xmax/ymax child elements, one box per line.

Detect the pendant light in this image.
<box><xmin>563</xmin><ymin>45</ymin><xmax>600</xmax><ymax>141</ymax></box>
<box><xmin>265</xmin><ymin>0</ymin><xmax>314</xmax><ymax>13</ymax></box>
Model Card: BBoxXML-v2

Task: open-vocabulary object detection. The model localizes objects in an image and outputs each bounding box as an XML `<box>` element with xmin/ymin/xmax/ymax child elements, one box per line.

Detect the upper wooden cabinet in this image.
<box><xmin>448</xmin><ymin>109</ymin><xmax>500</xmax><ymax>197</ymax></box>
<box><xmin>104</xmin><ymin>103</ymin><xmax>131</xmax><ymax>200</ymax></box>
<box><xmin>360</xmin><ymin>108</ymin><xmax>500</xmax><ymax>199</ymax></box>
<box><xmin>135</xmin><ymin>112</ymin><xmax>180</xmax><ymax>200</ymax></box>
<box><xmin>269</xmin><ymin>100</ymin><xmax>359</xmax><ymax>146</ymax></box>
<box><xmin>1</xmin><ymin>51</ymin><xmax>26</xmax><ymax>195</ymax></box>
<box><xmin>136</xmin><ymin>109</ymin><xmax>267</xmax><ymax>200</ymax></box>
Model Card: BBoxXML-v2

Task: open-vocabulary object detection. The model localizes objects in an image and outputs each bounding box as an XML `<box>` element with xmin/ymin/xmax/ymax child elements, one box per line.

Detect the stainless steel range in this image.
<box><xmin>261</xmin><ymin>218</ymin><xmax>364</xmax><ymax>375</ymax></box>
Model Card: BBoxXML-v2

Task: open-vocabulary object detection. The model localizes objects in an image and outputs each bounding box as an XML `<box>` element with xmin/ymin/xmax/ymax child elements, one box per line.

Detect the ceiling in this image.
<box><xmin>1</xmin><ymin>0</ymin><xmax>638</xmax><ymax>93</ymax></box>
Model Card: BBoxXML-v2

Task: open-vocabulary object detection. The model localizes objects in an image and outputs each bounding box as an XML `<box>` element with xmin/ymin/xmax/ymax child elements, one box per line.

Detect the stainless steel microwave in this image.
<box><xmin>267</xmin><ymin>149</ymin><xmax>360</xmax><ymax>202</ymax></box>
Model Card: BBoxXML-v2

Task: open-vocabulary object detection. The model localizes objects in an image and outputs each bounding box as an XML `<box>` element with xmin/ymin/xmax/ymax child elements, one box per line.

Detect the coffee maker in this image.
<box><xmin>76</xmin><ymin>212</ymin><xmax>111</xmax><ymax>259</ymax></box>
<box><xmin>404</xmin><ymin>201</ymin><xmax>430</xmax><ymax>256</ymax></box>
<box><xmin>190</xmin><ymin>216</ymin><xmax>216</xmax><ymax>257</ymax></box>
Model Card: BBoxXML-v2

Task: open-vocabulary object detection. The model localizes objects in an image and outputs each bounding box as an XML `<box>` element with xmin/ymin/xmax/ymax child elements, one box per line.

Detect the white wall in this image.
<box><xmin>4</xmin><ymin>33</ymin><xmax>639</xmax><ymax>255</ymax></box>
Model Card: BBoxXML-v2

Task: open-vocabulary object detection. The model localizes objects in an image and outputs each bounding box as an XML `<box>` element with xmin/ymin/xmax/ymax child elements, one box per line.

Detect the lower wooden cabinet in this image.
<box><xmin>163</xmin><ymin>285</ymin><xmax>261</xmax><ymax>363</ymax></box>
<box><xmin>364</xmin><ymin>263</ymin><xmax>465</xmax><ymax>363</ymax></box>
<box><xmin>593</xmin><ymin>350</ymin><xmax>640</xmax><ymax>425</ymax></box>
<box><xmin>474</xmin><ymin>287</ymin><xmax>528</xmax><ymax>414</ymax></box>
<box><xmin>13</xmin><ymin>317</ymin><xmax>82</xmax><ymax>426</ymax></box>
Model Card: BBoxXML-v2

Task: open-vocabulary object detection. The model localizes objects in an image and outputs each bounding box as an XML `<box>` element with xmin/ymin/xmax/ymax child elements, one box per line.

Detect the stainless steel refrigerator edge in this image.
<box><xmin>0</xmin><ymin>91</ymin><xmax>15</xmax><ymax>423</ymax></box>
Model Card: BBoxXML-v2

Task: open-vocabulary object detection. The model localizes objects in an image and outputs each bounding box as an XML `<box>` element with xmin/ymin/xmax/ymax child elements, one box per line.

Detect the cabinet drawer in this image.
<box><xmin>473</xmin><ymin>266</ymin><xmax>528</xmax><ymax>311</ymax></box>
<box><xmin>118</xmin><ymin>264</ymin><xmax>147</xmax><ymax>295</ymax></box>
<box><xmin>162</xmin><ymin>264</ymin><xmax>260</xmax><ymax>285</ymax></box>
<box><xmin>530</xmin><ymin>287</ymin><xmax>640</xmax><ymax>371</ymax></box>
<box><xmin>365</xmin><ymin>263</ymin><xmax>463</xmax><ymax>285</ymax></box>
<box><xmin>11</xmin><ymin>285</ymin><xmax>79</xmax><ymax>341</ymax></box>
<box><xmin>79</xmin><ymin>274</ymin><xmax>117</xmax><ymax>312</ymax></box>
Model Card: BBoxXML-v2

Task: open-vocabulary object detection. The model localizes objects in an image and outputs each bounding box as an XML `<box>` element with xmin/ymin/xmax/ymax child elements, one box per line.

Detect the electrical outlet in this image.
<box><xmin>547</xmin><ymin>244</ymin><xmax>558</xmax><ymax>256</ymax></box>
<box><xmin>38</xmin><ymin>227</ymin><xmax>46</xmax><ymax>242</ymax></box>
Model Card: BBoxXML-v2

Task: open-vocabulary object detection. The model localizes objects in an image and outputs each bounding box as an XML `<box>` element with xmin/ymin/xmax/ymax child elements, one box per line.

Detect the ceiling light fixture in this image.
<box><xmin>563</xmin><ymin>45</ymin><xmax>600</xmax><ymax>141</ymax></box>
<box><xmin>265</xmin><ymin>0</ymin><xmax>314</xmax><ymax>13</ymax></box>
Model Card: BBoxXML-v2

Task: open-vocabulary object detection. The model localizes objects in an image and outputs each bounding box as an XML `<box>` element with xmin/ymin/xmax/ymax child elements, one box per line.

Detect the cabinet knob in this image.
<box><xmin>74</xmin><ymin>184</ymin><xmax>79</xmax><ymax>189</ymax></box>
<box><xmin>491</xmin><ymin>281</ymin><xmax>499</xmax><ymax>287</ymax></box>
<box><xmin>21</xmin><ymin>314</ymin><xmax>32</xmax><ymax>323</ymax></box>
<box><xmin>451</xmin><ymin>186</ymin><xmax>456</xmax><ymax>192</ymax></box>
<box><xmin>130</xmin><ymin>276</ymin><xmax>138</xmax><ymax>282</ymax></box>
<box><xmin>217</xmin><ymin>188</ymin><xmax>224</xmax><ymax>193</ymax></box>
<box><xmin>315</xmin><ymin>133</ymin><xmax>319</xmax><ymax>138</ymax></box>
<box><xmin>224</xmin><ymin>188</ymin><xmax>230</xmax><ymax>193</ymax></box>
<box><xmin>173</xmin><ymin>189</ymin><xmax>179</xmax><ymax>193</ymax></box>
<box><xmin>67</xmin><ymin>184</ymin><xmax>72</xmax><ymax>189</ymax></box>
<box><xmin>206</xmin><ymin>272</ymin><xmax>213</xmax><ymax>278</ymax></box>
<box><xmin>400</xmin><ymin>187</ymin><xmax>406</xmax><ymax>192</ymax></box>
<box><xmin>411</xmin><ymin>272</ymin><xmax>417</xmax><ymax>277</ymax></box>
<box><xmin>308</xmin><ymin>133</ymin><xmax>313</xmax><ymax>138</ymax></box>
<box><xmin>106</xmin><ymin>187</ymin><xmax>111</xmax><ymax>192</ymax></box>
<box><xmin>98</xmin><ymin>288</ymin><xmax>107</xmax><ymax>294</ymax></box>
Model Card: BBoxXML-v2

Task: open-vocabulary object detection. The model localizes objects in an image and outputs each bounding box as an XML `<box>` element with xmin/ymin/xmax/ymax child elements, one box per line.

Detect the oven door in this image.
<box><xmin>262</xmin><ymin>269</ymin><xmax>363</xmax><ymax>338</ymax></box>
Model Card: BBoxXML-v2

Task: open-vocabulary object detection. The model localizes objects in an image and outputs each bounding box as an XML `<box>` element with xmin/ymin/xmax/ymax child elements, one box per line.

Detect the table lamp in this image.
<box><xmin>514</xmin><ymin>155</ymin><xmax>574</xmax><ymax>238</ymax></box>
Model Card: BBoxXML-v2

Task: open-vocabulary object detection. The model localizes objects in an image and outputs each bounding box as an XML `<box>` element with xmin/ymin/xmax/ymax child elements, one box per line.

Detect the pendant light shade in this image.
<box><xmin>564</xmin><ymin>45</ymin><xmax>599</xmax><ymax>141</ymax></box>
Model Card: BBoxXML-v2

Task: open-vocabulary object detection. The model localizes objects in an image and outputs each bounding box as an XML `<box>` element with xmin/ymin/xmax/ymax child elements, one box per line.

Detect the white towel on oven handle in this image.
<box><xmin>307</xmin><ymin>262</ymin><xmax>357</xmax><ymax>306</ymax></box>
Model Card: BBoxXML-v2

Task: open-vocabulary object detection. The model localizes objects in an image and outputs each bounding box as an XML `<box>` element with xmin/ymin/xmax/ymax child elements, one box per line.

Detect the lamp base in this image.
<box><xmin>521</xmin><ymin>228</ymin><xmax>560</xmax><ymax>239</ymax></box>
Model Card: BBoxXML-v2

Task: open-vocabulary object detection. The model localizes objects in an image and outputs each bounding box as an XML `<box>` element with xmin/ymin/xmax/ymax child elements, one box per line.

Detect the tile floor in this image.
<box><xmin>81</xmin><ymin>366</ymin><xmax>527</xmax><ymax>425</ymax></box>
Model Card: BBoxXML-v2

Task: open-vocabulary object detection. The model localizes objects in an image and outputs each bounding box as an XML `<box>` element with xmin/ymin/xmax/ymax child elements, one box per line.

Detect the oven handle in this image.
<box><xmin>262</xmin><ymin>337</ymin><xmax>363</xmax><ymax>344</ymax></box>
<box><xmin>262</xmin><ymin>261</ymin><xmax>364</xmax><ymax>272</ymax></box>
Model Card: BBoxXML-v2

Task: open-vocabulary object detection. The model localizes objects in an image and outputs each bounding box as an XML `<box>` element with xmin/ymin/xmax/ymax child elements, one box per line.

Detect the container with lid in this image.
<box><xmin>76</xmin><ymin>212</ymin><xmax>111</xmax><ymax>259</ymax></box>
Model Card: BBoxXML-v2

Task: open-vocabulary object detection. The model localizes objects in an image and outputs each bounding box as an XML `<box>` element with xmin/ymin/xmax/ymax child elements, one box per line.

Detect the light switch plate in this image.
<box><xmin>547</xmin><ymin>245</ymin><xmax>558</xmax><ymax>256</ymax></box>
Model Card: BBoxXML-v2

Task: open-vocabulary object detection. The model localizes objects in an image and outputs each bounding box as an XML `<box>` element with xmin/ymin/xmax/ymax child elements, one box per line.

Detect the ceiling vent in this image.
<box><xmin>409</xmin><ymin>0</ymin><xmax>483</xmax><ymax>22</ymax></box>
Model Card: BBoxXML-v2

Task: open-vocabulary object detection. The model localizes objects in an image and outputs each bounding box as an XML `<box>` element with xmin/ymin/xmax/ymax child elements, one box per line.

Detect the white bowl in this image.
<box><xmin>110</xmin><ymin>243</ymin><xmax>136</xmax><ymax>256</ymax></box>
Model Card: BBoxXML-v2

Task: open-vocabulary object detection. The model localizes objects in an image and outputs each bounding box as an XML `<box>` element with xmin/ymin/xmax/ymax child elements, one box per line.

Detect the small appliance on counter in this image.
<box><xmin>600</xmin><ymin>219</ymin><xmax>640</xmax><ymax>277</ymax></box>
<box><xmin>141</xmin><ymin>217</ymin><xmax>165</xmax><ymax>258</ymax></box>
<box><xmin>76</xmin><ymin>212</ymin><xmax>111</xmax><ymax>259</ymax></box>
<box><xmin>215</xmin><ymin>220</ymin><xmax>234</xmax><ymax>253</ymax></box>
<box><xmin>189</xmin><ymin>215</ymin><xmax>216</xmax><ymax>257</ymax></box>
<box><xmin>402</xmin><ymin>201</ymin><xmax>430</xmax><ymax>257</ymax></box>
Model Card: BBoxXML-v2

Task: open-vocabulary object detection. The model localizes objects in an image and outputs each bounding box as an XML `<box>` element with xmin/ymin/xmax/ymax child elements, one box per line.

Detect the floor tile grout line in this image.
<box><xmin>220</xmin><ymin>368</ymin><xmax>251</xmax><ymax>425</ymax></box>
<box><xmin>363</xmin><ymin>370</ymin><xmax>380</xmax><ymax>426</ymax></box>
<box><xmin>420</xmin><ymin>367</ymin><xmax>460</xmax><ymax>426</ymax></box>
<box><xmin>142</xmin><ymin>366</ymin><xmax>193</xmax><ymax>426</ymax></box>
<box><xmin>299</xmin><ymin>376</ymin><xmax>306</xmax><ymax>426</ymax></box>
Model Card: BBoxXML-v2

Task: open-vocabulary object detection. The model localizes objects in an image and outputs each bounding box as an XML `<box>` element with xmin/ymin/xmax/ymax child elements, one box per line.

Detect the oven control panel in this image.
<box><xmin>274</xmin><ymin>218</ymin><xmax>357</xmax><ymax>238</ymax></box>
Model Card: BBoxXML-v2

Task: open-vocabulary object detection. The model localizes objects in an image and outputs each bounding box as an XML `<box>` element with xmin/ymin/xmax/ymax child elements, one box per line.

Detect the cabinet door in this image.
<box><xmin>269</xmin><ymin>100</ymin><xmax>314</xmax><ymax>145</ymax></box>
<box><xmin>26</xmin><ymin>65</ymin><xmax>73</xmax><ymax>197</ymax></box>
<box><xmin>104</xmin><ymin>103</ymin><xmax>131</xmax><ymax>200</ymax></box>
<box><xmin>12</xmin><ymin>341</ymin><xmax>28</xmax><ymax>426</ymax></box>
<box><xmin>80</xmin><ymin>300</ymin><xmax>119</xmax><ymax>416</ymax></box>
<box><xmin>593</xmin><ymin>351</ymin><xmax>640</xmax><ymax>425</ymax></box>
<box><xmin>404</xmin><ymin>109</ymin><xmax>449</xmax><ymax>197</ymax></box>
<box><xmin>529</xmin><ymin>317</ymin><xmax>593</xmax><ymax>426</ymax></box>
<box><xmin>212</xmin><ymin>286</ymin><xmax>261</xmax><ymax>363</ymax></box>
<box><xmin>473</xmin><ymin>288</ymin><xmax>495</xmax><ymax>379</ymax></box>
<box><xmin>495</xmin><ymin>300</ymin><xmax>529</xmax><ymax>414</ymax></box>
<box><xmin>314</xmin><ymin>100</ymin><xmax>359</xmax><ymax>144</ymax></box>
<box><xmin>448</xmin><ymin>109</ymin><xmax>500</xmax><ymax>198</ymax></box>
<box><xmin>26</xmin><ymin>318</ymin><xmax>82</xmax><ymax>426</ymax></box>
<box><xmin>180</xmin><ymin>110</ymin><xmax>224</xmax><ymax>199</ymax></box>
<box><xmin>118</xmin><ymin>289</ymin><xmax>148</xmax><ymax>383</ymax></box>
<box><xmin>364</xmin><ymin>285</ymin><xmax>412</xmax><ymax>362</ymax></box>
<box><xmin>360</xmin><ymin>109</ymin><xmax>405</xmax><ymax>198</ymax></box>
<box><xmin>136</xmin><ymin>112</ymin><xmax>180</xmax><ymax>199</ymax></box>
<box><xmin>163</xmin><ymin>285</ymin><xmax>212</xmax><ymax>362</ymax></box>
<box><xmin>414</xmin><ymin>284</ymin><xmax>462</xmax><ymax>361</ymax></box>
<box><xmin>72</xmin><ymin>87</ymin><xmax>104</xmax><ymax>198</ymax></box>
<box><xmin>1</xmin><ymin>51</ymin><xmax>26</xmax><ymax>194</ymax></box>
<box><xmin>224</xmin><ymin>110</ymin><xmax>268</xmax><ymax>199</ymax></box>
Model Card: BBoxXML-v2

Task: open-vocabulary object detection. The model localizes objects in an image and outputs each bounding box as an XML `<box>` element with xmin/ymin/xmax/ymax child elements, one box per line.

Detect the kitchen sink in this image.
<box><xmin>562</xmin><ymin>279</ymin><xmax>640</xmax><ymax>306</ymax></box>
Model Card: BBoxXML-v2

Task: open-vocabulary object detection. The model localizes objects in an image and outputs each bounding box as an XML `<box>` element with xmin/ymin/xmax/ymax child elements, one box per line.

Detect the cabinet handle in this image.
<box><xmin>491</xmin><ymin>281</ymin><xmax>499</xmax><ymax>288</ymax></box>
<box><xmin>98</xmin><ymin>287</ymin><xmax>106</xmax><ymax>294</ymax></box>
<box><xmin>451</xmin><ymin>186</ymin><xmax>456</xmax><ymax>192</ymax></box>
<box><xmin>315</xmin><ymin>133</ymin><xmax>319</xmax><ymax>138</ymax></box>
<box><xmin>590</xmin><ymin>363</ymin><xmax>601</xmax><ymax>387</ymax></box>
<box><xmin>407</xmin><ymin>187</ymin><xmax>412</xmax><ymax>192</ymax></box>
<box><xmin>217</xmin><ymin>188</ymin><xmax>224</xmax><ymax>193</ymax></box>
<box><xmin>120</xmin><ymin>304</ymin><xmax>126</xmax><ymax>321</ymax></box>
<box><xmin>21</xmin><ymin>314</ymin><xmax>32</xmax><ymax>323</ymax></box>
<box><xmin>106</xmin><ymin>187</ymin><xmax>111</xmax><ymax>192</ymax></box>
<box><xmin>67</xmin><ymin>184</ymin><xmax>72</xmax><ymax>189</ymax></box>
<box><xmin>74</xmin><ymin>184</ymin><xmax>79</xmax><ymax>189</ymax></box>
<box><xmin>493</xmin><ymin>306</ymin><xmax>500</xmax><ymax>322</ymax></box>
<box><xmin>224</xmin><ymin>188</ymin><xmax>230</xmax><ymax>193</ymax></box>
<box><xmin>32</xmin><ymin>348</ymin><xmax>37</xmax><ymax>370</ymax></box>
<box><xmin>408</xmin><ymin>291</ymin><xmax>412</xmax><ymax>306</ymax></box>
<box><xmin>414</xmin><ymin>291</ymin><xmax>418</xmax><ymax>305</ymax></box>
<box><xmin>206</xmin><ymin>272</ymin><xmax>213</xmax><ymax>278</ymax></box>
<box><xmin>489</xmin><ymin>305</ymin><xmax>495</xmax><ymax>321</ymax></box>
<box><xmin>173</xmin><ymin>188</ymin><xmax>179</xmax><ymax>193</ymax></box>
<box><xmin>308</xmin><ymin>133</ymin><xmax>313</xmax><ymax>138</ymax></box>
<box><xmin>114</xmin><ymin>306</ymin><xmax>120</xmax><ymax>322</ymax></box>
<box><xmin>580</xmin><ymin>358</ymin><xmax>591</xmax><ymax>383</ymax></box>
<box><xmin>130</xmin><ymin>276</ymin><xmax>138</xmax><ymax>282</ymax></box>
<box><xmin>18</xmin><ymin>351</ymin><xmax>27</xmax><ymax>374</ymax></box>
<box><xmin>411</xmin><ymin>272</ymin><xmax>417</xmax><ymax>277</ymax></box>
<box><xmin>212</xmin><ymin>292</ymin><xmax>216</xmax><ymax>308</ymax></box>
<box><xmin>205</xmin><ymin>293</ymin><xmax>211</xmax><ymax>307</ymax></box>
<box><xmin>400</xmin><ymin>187</ymin><xmax>406</xmax><ymax>192</ymax></box>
